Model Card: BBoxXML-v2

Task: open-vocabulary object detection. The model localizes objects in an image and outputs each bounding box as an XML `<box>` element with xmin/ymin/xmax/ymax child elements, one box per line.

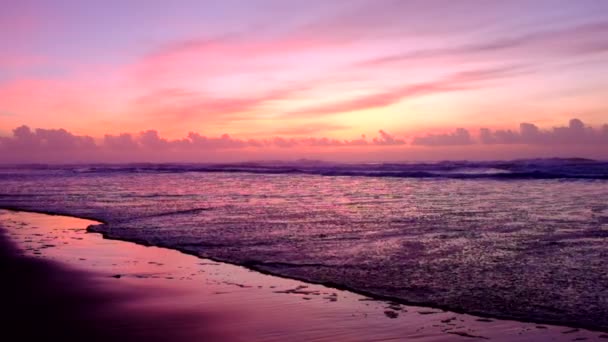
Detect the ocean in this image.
<box><xmin>1</xmin><ymin>158</ymin><xmax>607</xmax><ymax>330</ymax></box>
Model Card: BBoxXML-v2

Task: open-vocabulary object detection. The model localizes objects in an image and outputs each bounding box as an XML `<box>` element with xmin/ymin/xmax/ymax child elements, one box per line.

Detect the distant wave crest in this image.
<box><xmin>6</xmin><ymin>158</ymin><xmax>606</xmax><ymax>180</ymax></box>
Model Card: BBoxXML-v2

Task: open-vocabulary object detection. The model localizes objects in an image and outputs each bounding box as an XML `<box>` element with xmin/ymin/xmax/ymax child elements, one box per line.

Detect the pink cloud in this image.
<box><xmin>133</xmin><ymin>86</ymin><xmax>306</xmax><ymax>122</ymax></box>
<box><xmin>132</xmin><ymin>32</ymin><xmax>342</xmax><ymax>88</ymax></box>
<box><xmin>283</xmin><ymin>66</ymin><xmax>528</xmax><ymax>118</ymax></box>
<box><xmin>361</xmin><ymin>21</ymin><xmax>608</xmax><ymax>67</ymax></box>
<box><xmin>283</xmin><ymin>83</ymin><xmax>454</xmax><ymax>118</ymax></box>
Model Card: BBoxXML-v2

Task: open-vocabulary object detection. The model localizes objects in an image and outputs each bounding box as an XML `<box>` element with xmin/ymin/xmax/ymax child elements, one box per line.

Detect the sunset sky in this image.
<box><xmin>1</xmin><ymin>0</ymin><xmax>607</xmax><ymax>162</ymax></box>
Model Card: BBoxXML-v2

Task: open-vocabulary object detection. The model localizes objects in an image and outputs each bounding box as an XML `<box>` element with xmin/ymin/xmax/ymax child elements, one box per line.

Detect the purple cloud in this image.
<box><xmin>0</xmin><ymin>126</ymin><xmax>407</xmax><ymax>163</ymax></box>
<box><xmin>480</xmin><ymin>119</ymin><xmax>608</xmax><ymax>145</ymax></box>
<box><xmin>411</xmin><ymin>128</ymin><xmax>473</xmax><ymax>146</ymax></box>
<box><xmin>2</xmin><ymin>126</ymin><xmax>96</xmax><ymax>151</ymax></box>
<box><xmin>373</xmin><ymin>130</ymin><xmax>406</xmax><ymax>146</ymax></box>
<box><xmin>361</xmin><ymin>21</ymin><xmax>608</xmax><ymax>67</ymax></box>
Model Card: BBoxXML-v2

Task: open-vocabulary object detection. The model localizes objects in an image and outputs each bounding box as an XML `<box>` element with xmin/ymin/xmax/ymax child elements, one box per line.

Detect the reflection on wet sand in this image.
<box><xmin>1</xmin><ymin>210</ymin><xmax>606</xmax><ymax>341</ymax></box>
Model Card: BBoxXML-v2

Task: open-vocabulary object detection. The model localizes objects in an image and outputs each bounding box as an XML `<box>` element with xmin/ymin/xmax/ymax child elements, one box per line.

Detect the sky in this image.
<box><xmin>1</xmin><ymin>0</ymin><xmax>607</xmax><ymax>162</ymax></box>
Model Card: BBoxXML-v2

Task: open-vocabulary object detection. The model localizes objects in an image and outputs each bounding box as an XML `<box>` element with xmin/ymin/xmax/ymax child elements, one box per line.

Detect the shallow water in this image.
<box><xmin>3</xmin><ymin>209</ymin><xmax>606</xmax><ymax>341</ymax></box>
<box><xmin>1</xmin><ymin>160</ymin><xmax>607</xmax><ymax>330</ymax></box>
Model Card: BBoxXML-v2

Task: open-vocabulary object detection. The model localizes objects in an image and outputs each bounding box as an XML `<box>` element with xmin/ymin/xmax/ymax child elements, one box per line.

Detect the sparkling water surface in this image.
<box><xmin>1</xmin><ymin>161</ymin><xmax>607</xmax><ymax>330</ymax></box>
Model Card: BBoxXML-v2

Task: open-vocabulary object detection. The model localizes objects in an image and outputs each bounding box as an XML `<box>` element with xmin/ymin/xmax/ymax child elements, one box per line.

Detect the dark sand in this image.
<box><xmin>1</xmin><ymin>209</ymin><xmax>606</xmax><ymax>341</ymax></box>
<box><xmin>0</xmin><ymin>228</ymin><xmax>234</xmax><ymax>341</ymax></box>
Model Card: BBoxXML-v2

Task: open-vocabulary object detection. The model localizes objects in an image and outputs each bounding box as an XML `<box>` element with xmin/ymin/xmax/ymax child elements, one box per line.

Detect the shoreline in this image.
<box><xmin>0</xmin><ymin>215</ymin><xmax>232</xmax><ymax>341</ymax></box>
<box><xmin>1</xmin><ymin>208</ymin><xmax>607</xmax><ymax>341</ymax></box>
<box><xmin>2</xmin><ymin>205</ymin><xmax>607</xmax><ymax>334</ymax></box>
<box><xmin>95</xmin><ymin>227</ymin><xmax>608</xmax><ymax>334</ymax></box>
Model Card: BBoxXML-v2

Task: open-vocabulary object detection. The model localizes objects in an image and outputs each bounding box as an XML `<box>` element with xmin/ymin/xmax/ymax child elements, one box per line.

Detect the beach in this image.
<box><xmin>2</xmin><ymin>164</ymin><xmax>607</xmax><ymax>332</ymax></box>
<box><xmin>1</xmin><ymin>209</ymin><xmax>605</xmax><ymax>341</ymax></box>
<box><xmin>2</xmin><ymin>1</ymin><xmax>607</xmax><ymax>339</ymax></box>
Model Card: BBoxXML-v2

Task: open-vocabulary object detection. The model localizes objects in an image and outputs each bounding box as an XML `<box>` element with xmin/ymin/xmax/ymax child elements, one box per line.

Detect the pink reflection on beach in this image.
<box><xmin>1</xmin><ymin>209</ymin><xmax>604</xmax><ymax>341</ymax></box>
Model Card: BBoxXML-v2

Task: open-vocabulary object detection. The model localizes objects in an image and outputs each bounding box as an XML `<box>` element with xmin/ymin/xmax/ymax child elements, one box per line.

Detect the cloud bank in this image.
<box><xmin>0</xmin><ymin>126</ymin><xmax>405</xmax><ymax>162</ymax></box>
<box><xmin>1</xmin><ymin>119</ymin><xmax>606</xmax><ymax>163</ymax></box>
<box><xmin>479</xmin><ymin>119</ymin><xmax>608</xmax><ymax>145</ymax></box>
<box><xmin>411</xmin><ymin>128</ymin><xmax>472</xmax><ymax>146</ymax></box>
<box><xmin>411</xmin><ymin>118</ymin><xmax>608</xmax><ymax>146</ymax></box>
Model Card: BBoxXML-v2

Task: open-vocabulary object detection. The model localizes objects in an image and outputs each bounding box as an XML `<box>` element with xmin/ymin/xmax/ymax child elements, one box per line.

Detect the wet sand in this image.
<box><xmin>1</xmin><ymin>209</ymin><xmax>606</xmax><ymax>341</ymax></box>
